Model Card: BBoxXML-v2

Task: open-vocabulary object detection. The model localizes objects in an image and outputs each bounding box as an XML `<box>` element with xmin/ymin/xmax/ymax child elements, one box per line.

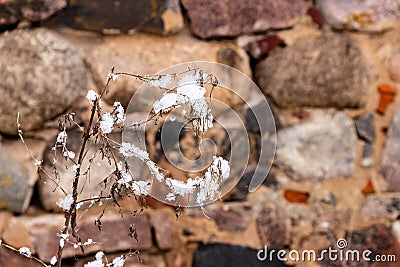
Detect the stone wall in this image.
<box><xmin>1</xmin><ymin>0</ymin><xmax>400</xmax><ymax>266</ymax></box>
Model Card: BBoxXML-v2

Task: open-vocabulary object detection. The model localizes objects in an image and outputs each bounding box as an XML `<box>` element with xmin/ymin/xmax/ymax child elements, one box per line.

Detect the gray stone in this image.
<box><xmin>245</xmin><ymin>100</ymin><xmax>280</xmax><ymax>133</ymax></box>
<box><xmin>362</xmin><ymin>194</ymin><xmax>400</xmax><ymax>220</ymax></box>
<box><xmin>255</xmin><ymin>32</ymin><xmax>372</xmax><ymax>108</ymax></box>
<box><xmin>379</xmin><ymin>107</ymin><xmax>400</xmax><ymax>192</ymax></box>
<box><xmin>181</xmin><ymin>0</ymin><xmax>307</xmax><ymax>39</ymax></box>
<box><xmin>0</xmin><ymin>28</ymin><xmax>87</xmax><ymax>135</ymax></box>
<box><xmin>0</xmin><ymin>0</ymin><xmax>66</xmax><ymax>26</ymax></box>
<box><xmin>57</xmin><ymin>0</ymin><xmax>183</xmax><ymax>35</ymax></box>
<box><xmin>355</xmin><ymin>112</ymin><xmax>375</xmax><ymax>143</ymax></box>
<box><xmin>361</xmin><ymin>143</ymin><xmax>374</xmax><ymax>168</ymax></box>
<box><xmin>0</xmin><ymin>150</ymin><xmax>32</xmax><ymax>213</ymax></box>
<box><xmin>316</xmin><ymin>0</ymin><xmax>400</xmax><ymax>32</ymax></box>
<box><xmin>276</xmin><ymin>112</ymin><xmax>357</xmax><ymax>182</ymax></box>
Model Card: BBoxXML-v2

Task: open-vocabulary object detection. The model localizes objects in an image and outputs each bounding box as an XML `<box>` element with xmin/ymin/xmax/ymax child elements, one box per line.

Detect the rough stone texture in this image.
<box><xmin>343</xmin><ymin>224</ymin><xmax>399</xmax><ymax>267</ymax></box>
<box><xmin>150</xmin><ymin>209</ymin><xmax>176</xmax><ymax>250</ymax></box>
<box><xmin>362</xmin><ymin>194</ymin><xmax>400</xmax><ymax>220</ymax></box>
<box><xmin>2</xmin><ymin>217</ymin><xmax>34</xmax><ymax>252</ymax></box>
<box><xmin>88</xmin><ymin>31</ymin><xmax>251</xmax><ymax>107</ymax></box>
<box><xmin>57</xmin><ymin>0</ymin><xmax>183</xmax><ymax>35</ymax></box>
<box><xmin>379</xmin><ymin>107</ymin><xmax>400</xmax><ymax>192</ymax></box>
<box><xmin>276</xmin><ymin>112</ymin><xmax>357</xmax><ymax>182</ymax></box>
<box><xmin>193</xmin><ymin>243</ymin><xmax>289</xmax><ymax>267</ymax></box>
<box><xmin>0</xmin><ymin>149</ymin><xmax>32</xmax><ymax>213</ymax></box>
<box><xmin>20</xmin><ymin>212</ymin><xmax>152</xmax><ymax>262</ymax></box>
<box><xmin>256</xmin><ymin>201</ymin><xmax>291</xmax><ymax>249</ymax></box>
<box><xmin>361</xmin><ymin>143</ymin><xmax>374</xmax><ymax>168</ymax></box>
<box><xmin>389</xmin><ymin>53</ymin><xmax>400</xmax><ymax>81</ymax></box>
<box><xmin>208</xmin><ymin>202</ymin><xmax>254</xmax><ymax>232</ymax></box>
<box><xmin>0</xmin><ymin>0</ymin><xmax>66</xmax><ymax>26</ymax></box>
<box><xmin>181</xmin><ymin>0</ymin><xmax>307</xmax><ymax>39</ymax></box>
<box><xmin>316</xmin><ymin>0</ymin><xmax>400</xmax><ymax>32</ymax></box>
<box><xmin>355</xmin><ymin>112</ymin><xmax>376</xmax><ymax>144</ymax></box>
<box><xmin>0</xmin><ymin>211</ymin><xmax>13</xmax><ymax>235</ymax></box>
<box><xmin>227</xmin><ymin>168</ymin><xmax>279</xmax><ymax>201</ymax></box>
<box><xmin>0</xmin><ymin>28</ymin><xmax>87</xmax><ymax>135</ymax></box>
<box><xmin>0</xmin><ymin>245</ymin><xmax>42</xmax><ymax>267</ymax></box>
<box><xmin>255</xmin><ymin>32</ymin><xmax>372</xmax><ymax>108</ymax></box>
<box><xmin>38</xmin><ymin>130</ymin><xmax>122</xmax><ymax>211</ymax></box>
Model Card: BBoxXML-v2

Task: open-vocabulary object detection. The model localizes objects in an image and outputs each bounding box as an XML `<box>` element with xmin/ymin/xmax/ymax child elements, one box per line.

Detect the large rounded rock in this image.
<box><xmin>0</xmin><ymin>28</ymin><xmax>87</xmax><ymax>135</ymax></box>
<box><xmin>255</xmin><ymin>32</ymin><xmax>372</xmax><ymax>108</ymax></box>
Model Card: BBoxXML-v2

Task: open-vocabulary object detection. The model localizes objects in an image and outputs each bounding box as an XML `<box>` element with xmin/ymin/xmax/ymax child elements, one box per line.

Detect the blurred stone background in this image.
<box><xmin>0</xmin><ymin>0</ymin><xmax>400</xmax><ymax>266</ymax></box>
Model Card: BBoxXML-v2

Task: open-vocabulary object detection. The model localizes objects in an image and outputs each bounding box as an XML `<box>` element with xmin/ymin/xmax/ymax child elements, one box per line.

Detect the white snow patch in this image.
<box><xmin>19</xmin><ymin>247</ymin><xmax>31</xmax><ymax>258</ymax></box>
<box><xmin>86</xmin><ymin>90</ymin><xmax>99</xmax><ymax>105</ymax></box>
<box><xmin>148</xmin><ymin>75</ymin><xmax>172</xmax><ymax>88</ymax></box>
<box><xmin>132</xmin><ymin>181</ymin><xmax>151</xmax><ymax>196</ymax></box>
<box><xmin>153</xmin><ymin>93</ymin><xmax>180</xmax><ymax>114</ymax></box>
<box><xmin>119</xmin><ymin>142</ymin><xmax>149</xmax><ymax>161</ymax></box>
<box><xmin>100</xmin><ymin>112</ymin><xmax>114</xmax><ymax>134</ymax></box>
<box><xmin>57</xmin><ymin>194</ymin><xmax>74</xmax><ymax>211</ymax></box>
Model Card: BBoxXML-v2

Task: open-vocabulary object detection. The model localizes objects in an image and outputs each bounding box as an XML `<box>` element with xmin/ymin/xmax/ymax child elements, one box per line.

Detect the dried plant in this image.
<box><xmin>1</xmin><ymin>66</ymin><xmax>231</xmax><ymax>267</ymax></box>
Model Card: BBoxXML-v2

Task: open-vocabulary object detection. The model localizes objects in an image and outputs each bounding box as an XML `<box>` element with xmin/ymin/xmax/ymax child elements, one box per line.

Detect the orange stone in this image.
<box><xmin>284</xmin><ymin>190</ymin><xmax>309</xmax><ymax>204</ymax></box>
<box><xmin>361</xmin><ymin>179</ymin><xmax>375</xmax><ymax>195</ymax></box>
<box><xmin>377</xmin><ymin>84</ymin><xmax>397</xmax><ymax>114</ymax></box>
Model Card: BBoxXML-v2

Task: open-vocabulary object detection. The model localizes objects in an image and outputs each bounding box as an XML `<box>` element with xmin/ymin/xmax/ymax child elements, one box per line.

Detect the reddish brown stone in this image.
<box><xmin>284</xmin><ymin>190</ymin><xmax>309</xmax><ymax>204</ymax></box>
<box><xmin>292</xmin><ymin>109</ymin><xmax>311</xmax><ymax>120</ymax></box>
<box><xmin>21</xmin><ymin>213</ymin><xmax>152</xmax><ymax>262</ymax></box>
<box><xmin>246</xmin><ymin>35</ymin><xmax>286</xmax><ymax>59</ymax></box>
<box><xmin>0</xmin><ymin>246</ymin><xmax>42</xmax><ymax>267</ymax></box>
<box><xmin>2</xmin><ymin>217</ymin><xmax>34</xmax><ymax>253</ymax></box>
<box><xmin>150</xmin><ymin>209</ymin><xmax>176</xmax><ymax>250</ymax></box>
<box><xmin>257</xmin><ymin>202</ymin><xmax>291</xmax><ymax>248</ymax></box>
<box><xmin>307</xmin><ymin>6</ymin><xmax>324</xmax><ymax>29</ymax></box>
<box><xmin>209</xmin><ymin>203</ymin><xmax>254</xmax><ymax>232</ymax></box>
<box><xmin>182</xmin><ymin>0</ymin><xmax>307</xmax><ymax>38</ymax></box>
